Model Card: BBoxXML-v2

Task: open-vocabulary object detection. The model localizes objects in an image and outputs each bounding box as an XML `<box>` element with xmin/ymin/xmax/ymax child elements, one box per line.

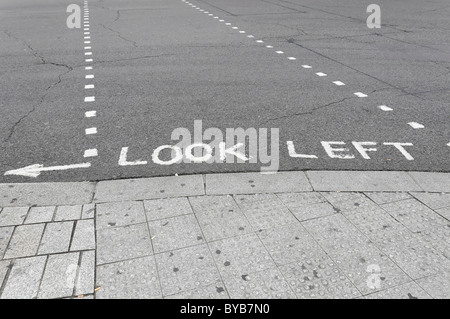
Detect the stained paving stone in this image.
<box><xmin>381</xmin><ymin>199</ymin><xmax>449</xmax><ymax>232</ymax></box>
<box><xmin>223</xmin><ymin>267</ymin><xmax>296</xmax><ymax>299</ymax></box>
<box><xmin>38</xmin><ymin>221</ymin><xmax>74</xmax><ymax>255</ymax></box>
<box><xmin>415</xmin><ymin>271</ymin><xmax>450</xmax><ymax>299</ymax></box>
<box><xmin>0</xmin><ymin>227</ymin><xmax>14</xmax><ymax>259</ymax></box>
<box><xmin>410</xmin><ymin>192</ymin><xmax>450</xmax><ymax>210</ymax></box>
<box><xmin>96</xmin><ymin>201</ymin><xmax>146</xmax><ymax>230</ymax></box>
<box><xmin>320</xmin><ymin>192</ymin><xmax>378</xmax><ymax>213</ymax></box>
<box><xmin>70</xmin><ymin>219</ymin><xmax>95</xmax><ymax>251</ymax></box>
<box><xmin>96</xmin><ymin>256</ymin><xmax>162</xmax><ymax>299</ymax></box>
<box><xmin>279</xmin><ymin>251</ymin><xmax>361</xmax><ymax>299</ymax></box>
<box><xmin>364</xmin><ymin>282</ymin><xmax>432</xmax><ymax>299</ymax></box>
<box><xmin>209</xmin><ymin>233</ymin><xmax>275</xmax><ymax>276</ymax></box>
<box><xmin>415</xmin><ymin>226</ymin><xmax>450</xmax><ymax>259</ymax></box>
<box><xmin>75</xmin><ymin>250</ymin><xmax>95</xmax><ymax>295</ymax></box>
<box><xmin>164</xmin><ymin>281</ymin><xmax>229</xmax><ymax>299</ymax></box>
<box><xmin>81</xmin><ymin>204</ymin><xmax>95</xmax><ymax>219</ymax></box>
<box><xmin>364</xmin><ymin>192</ymin><xmax>411</xmax><ymax>205</ymax></box>
<box><xmin>257</xmin><ymin>223</ymin><xmax>323</xmax><ymax>266</ymax></box>
<box><xmin>189</xmin><ymin>195</ymin><xmax>252</xmax><ymax>241</ymax></box>
<box><xmin>332</xmin><ymin>246</ymin><xmax>411</xmax><ymax>295</ymax></box>
<box><xmin>38</xmin><ymin>252</ymin><xmax>80</xmax><ymax>299</ymax></box>
<box><xmin>0</xmin><ymin>207</ymin><xmax>28</xmax><ymax>227</ymax></box>
<box><xmin>24</xmin><ymin>206</ymin><xmax>55</xmax><ymax>224</ymax></box>
<box><xmin>144</xmin><ymin>197</ymin><xmax>193</xmax><ymax>221</ymax></box>
<box><xmin>289</xmin><ymin>202</ymin><xmax>337</xmax><ymax>221</ymax></box>
<box><xmin>54</xmin><ymin>205</ymin><xmax>82</xmax><ymax>221</ymax></box>
<box><xmin>301</xmin><ymin>214</ymin><xmax>372</xmax><ymax>250</ymax></box>
<box><xmin>234</xmin><ymin>193</ymin><xmax>298</xmax><ymax>230</ymax></box>
<box><xmin>0</xmin><ymin>256</ymin><xmax>47</xmax><ymax>299</ymax></box>
<box><xmin>155</xmin><ymin>244</ymin><xmax>220</xmax><ymax>296</ymax></box>
<box><xmin>276</xmin><ymin>192</ymin><xmax>326</xmax><ymax>207</ymax></box>
<box><xmin>3</xmin><ymin>224</ymin><xmax>45</xmax><ymax>259</ymax></box>
<box><xmin>96</xmin><ymin>223</ymin><xmax>152</xmax><ymax>265</ymax></box>
<box><xmin>148</xmin><ymin>214</ymin><xmax>204</xmax><ymax>253</ymax></box>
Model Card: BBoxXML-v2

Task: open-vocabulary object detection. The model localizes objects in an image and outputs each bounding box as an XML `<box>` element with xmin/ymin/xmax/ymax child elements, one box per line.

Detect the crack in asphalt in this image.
<box><xmin>3</xmin><ymin>30</ymin><xmax>74</xmax><ymax>143</ymax></box>
<box><xmin>98</xmin><ymin>23</ymin><xmax>139</xmax><ymax>48</ymax></box>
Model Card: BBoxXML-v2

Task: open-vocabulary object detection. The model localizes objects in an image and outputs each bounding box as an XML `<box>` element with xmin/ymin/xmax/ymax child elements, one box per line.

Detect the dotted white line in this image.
<box><xmin>84</xmin><ymin>149</ymin><xmax>98</xmax><ymax>158</ymax></box>
<box><xmin>85</xmin><ymin>127</ymin><xmax>97</xmax><ymax>135</ymax></box>
<box><xmin>408</xmin><ymin>122</ymin><xmax>425</xmax><ymax>129</ymax></box>
<box><xmin>354</xmin><ymin>92</ymin><xmax>368</xmax><ymax>98</ymax></box>
<box><xmin>85</xmin><ymin>84</ymin><xmax>94</xmax><ymax>89</ymax></box>
<box><xmin>316</xmin><ymin>72</ymin><xmax>327</xmax><ymax>77</ymax></box>
<box><xmin>378</xmin><ymin>105</ymin><xmax>393</xmax><ymax>111</ymax></box>
<box><xmin>302</xmin><ymin>65</ymin><xmax>312</xmax><ymax>69</ymax></box>
<box><xmin>333</xmin><ymin>81</ymin><xmax>345</xmax><ymax>86</ymax></box>
<box><xmin>85</xmin><ymin>111</ymin><xmax>96</xmax><ymax>118</ymax></box>
<box><xmin>85</xmin><ymin>74</ymin><xmax>94</xmax><ymax>79</ymax></box>
<box><xmin>84</xmin><ymin>96</ymin><xmax>95</xmax><ymax>102</ymax></box>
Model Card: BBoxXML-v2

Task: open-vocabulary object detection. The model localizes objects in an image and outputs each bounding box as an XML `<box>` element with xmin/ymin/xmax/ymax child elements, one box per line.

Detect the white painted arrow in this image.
<box><xmin>4</xmin><ymin>163</ymin><xmax>91</xmax><ymax>178</ymax></box>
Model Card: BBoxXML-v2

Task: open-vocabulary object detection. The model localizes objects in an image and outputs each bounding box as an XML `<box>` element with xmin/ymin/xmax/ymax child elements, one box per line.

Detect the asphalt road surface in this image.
<box><xmin>1</xmin><ymin>0</ymin><xmax>449</xmax><ymax>183</ymax></box>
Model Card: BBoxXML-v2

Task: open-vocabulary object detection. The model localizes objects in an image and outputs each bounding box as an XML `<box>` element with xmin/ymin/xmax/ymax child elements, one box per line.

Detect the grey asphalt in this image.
<box><xmin>1</xmin><ymin>0</ymin><xmax>449</xmax><ymax>183</ymax></box>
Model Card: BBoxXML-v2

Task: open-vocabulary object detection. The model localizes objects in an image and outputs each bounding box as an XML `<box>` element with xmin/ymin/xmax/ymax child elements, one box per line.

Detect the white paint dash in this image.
<box><xmin>84</xmin><ymin>96</ymin><xmax>95</xmax><ymax>102</ymax></box>
<box><xmin>316</xmin><ymin>72</ymin><xmax>327</xmax><ymax>77</ymax></box>
<box><xmin>85</xmin><ymin>127</ymin><xmax>97</xmax><ymax>135</ymax></box>
<box><xmin>84</xmin><ymin>149</ymin><xmax>98</xmax><ymax>158</ymax></box>
<box><xmin>408</xmin><ymin>122</ymin><xmax>425</xmax><ymax>129</ymax></box>
<box><xmin>354</xmin><ymin>92</ymin><xmax>368</xmax><ymax>98</ymax></box>
<box><xmin>378</xmin><ymin>105</ymin><xmax>393</xmax><ymax>111</ymax></box>
<box><xmin>85</xmin><ymin>74</ymin><xmax>94</xmax><ymax>79</ymax></box>
<box><xmin>333</xmin><ymin>81</ymin><xmax>345</xmax><ymax>86</ymax></box>
<box><xmin>288</xmin><ymin>57</ymin><xmax>296</xmax><ymax>60</ymax></box>
<box><xmin>302</xmin><ymin>65</ymin><xmax>312</xmax><ymax>69</ymax></box>
<box><xmin>85</xmin><ymin>84</ymin><xmax>94</xmax><ymax>89</ymax></box>
<box><xmin>85</xmin><ymin>111</ymin><xmax>96</xmax><ymax>118</ymax></box>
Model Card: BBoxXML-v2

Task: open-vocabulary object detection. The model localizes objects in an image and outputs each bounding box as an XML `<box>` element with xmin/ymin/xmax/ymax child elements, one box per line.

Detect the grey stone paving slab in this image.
<box><xmin>415</xmin><ymin>271</ymin><xmax>450</xmax><ymax>299</ymax></box>
<box><xmin>0</xmin><ymin>207</ymin><xmax>28</xmax><ymax>226</ymax></box>
<box><xmin>0</xmin><ymin>182</ymin><xmax>95</xmax><ymax>208</ymax></box>
<box><xmin>381</xmin><ymin>199</ymin><xmax>449</xmax><ymax>232</ymax></box>
<box><xmin>290</xmin><ymin>202</ymin><xmax>337</xmax><ymax>221</ymax></box>
<box><xmin>189</xmin><ymin>195</ymin><xmax>252</xmax><ymax>241</ymax></box>
<box><xmin>279</xmin><ymin>251</ymin><xmax>361</xmax><ymax>299</ymax></box>
<box><xmin>38</xmin><ymin>221</ymin><xmax>74</xmax><ymax>255</ymax></box>
<box><xmin>364</xmin><ymin>192</ymin><xmax>411</xmax><ymax>205</ymax></box>
<box><xmin>410</xmin><ymin>192</ymin><xmax>450</xmax><ymax>210</ymax></box>
<box><xmin>0</xmin><ymin>256</ymin><xmax>47</xmax><ymax>299</ymax></box>
<box><xmin>234</xmin><ymin>193</ymin><xmax>298</xmax><ymax>230</ymax></box>
<box><xmin>415</xmin><ymin>226</ymin><xmax>450</xmax><ymax>259</ymax></box>
<box><xmin>364</xmin><ymin>282</ymin><xmax>432</xmax><ymax>299</ymax></box>
<box><xmin>225</xmin><ymin>267</ymin><xmax>296</xmax><ymax>299</ymax></box>
<box><xmin>94</xmin><ymin>175</ymin><xmax>204</xmax><ymax>203</ymax></box>
<box><xmin>206</xmin><ymin>172</ymin><xmax>312</xmax><ymax>195</ymax></box>
<box><xmin>96</xmin><ymin>223</ymin><xmax>153</xmax><ymax>265</ymax></box>
<box><xmin>81</xmin><ymin>204</ymin><xmax>95</xmax><ymax>219</ymax></box>
<box><xmin>3</xmin><ymin>223</ymin><xmax>45</xmax><ymax>259</ymax></box>
<box><xmin>144</xmin><ymin>197</ymin><xmax>193</xmax><ymax>221</ymax></box>
<box><xmin>436</xmin><ymin>207</ymin><xmax>450</xmax><ymax>220</ymax></box>
<box><xmin>307</xmin><ymin>171</ymin><xmax>422</xmax><ymax>192</ymax></box>
<box><xmin>0</xmin><ymin>260</ymin><xmax>10</xmax><ymax>289</ymax></box>
<box><xmin>54</xmin><ymin>205</ymin><xmax>82</xmax><ymax>221</ymax></box>
<box><xmin>24</xmin><ymin>206</ymin><xmax>55</xmax><ymax>224</ymax></box>
<box><xmin>301</xmin><ymin>214</ymin><xmax>371</xmax><ymax>249</ymax></box>
<box><xmin>257</xmin><ymin>223</ymin><xmax>323</xmax><ymax>266</ymax></box>
<box><xmin>164</xmin><ymin>281</ymin><xmax>229</xmax><ymax>299</ymax></box>
<box><xmin>209</xmin><ymin>233</ymin><xmax>275</xmax><ymax>276</ymax></box>
<box><xmin>155</xmin><ymin>244</ymin><xmax>221</xmax><ymax>296</ymax></box>
<box><xmin>276</xmin><ymin>192</ymin><xmax>326</xmax><ymax>207</ymax></box>
<box><xmin>70</xmin><ymin>219</ymin><xmax>95</xmax><ymax>251</ymax></box>
<box><xmin>38</xmin><ymin>252</ymin><xmax>80</xmax><ymax>299</ymax></box>
<box><xmin>408</xmin><ymin>172</ymin><xmax>450</xmax><ymax>192</ymax></box>
<box><xmin>332</xmin><ymin>247</ymin><xmax>411</xmax><ymax>295</ymax></box>
<box><xmin>75</xmin><ymin>250</ymin><xmax>95</xmax><ymax>296</ymax></box>
<box><xmin>96</xmin><ymin>200</ymin><xmax>146</xmax><ymax>230</ymax></box>
<box><xmin>320</xmin><ymin>192</ymin><xmax>378</xmax><ymax>213</ymax></box>
<box><xmin>96</xmin><ymin>256</ymin><xmax>162</xmax><ymax>299</ymax></box>
<box><xmin>0</xmin><ymin>227</ymin><xmax>14</xmax><ymax>259</ymax></box>
<box><xmin>149</xmin><ymin>214</ymin><xmax>204</xmax><ymax>253</ymax></box>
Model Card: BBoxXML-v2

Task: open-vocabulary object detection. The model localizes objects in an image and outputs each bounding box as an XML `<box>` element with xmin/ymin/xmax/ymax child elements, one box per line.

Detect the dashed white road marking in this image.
<box><xmin>316</xmin><ymin>72</ymin><xmax>327</xmax><ymax>77</ymax></box>
<box><xmin>256</xmin><ymin>40</ymin><xmax>264</xmax><ymax>43</ymax></box>
<box><xmin>354</xmin><ymin>92</ymin><xmax>368</xmax><ymax>98</ymax></box>
<box><xmin>85</xmin><ymin>74</ymin><xmax>94</xmax><ymax>79</ymax></box>
<box><xmin>85</xmin><ymin>84</ymin><xmax>94</xmax><ymax>89</ymax></box>
<box><xmin>85</xmin><ymin>111</ymin><xmax>96</xmax><ymax>118</ymax></box>
<box><xmin>85</xmin><ymin>58</ymin><xmax>93</xmax><ymax>62</ymax></box>
<box><xmin>85</xmin><ymin>66</ymin><xmax>93</xmax><ymax>70</ymax></box>
<box><xmin>288</xmin><ymin>57</ymin><xmax>296</xmax><ymax>60</ymax></box>
<box><xmin>84</xmin><ymin>96</ymin><xmax>95</xmax><ymax>102</ymax></box>
<box><xmin>333</xmin><ymin>81</ymin><xmax>345</xmax><ymax>86</ymax></box>
<box><xmin>302</xmin><ymin>65</ymin><xmax>312</xmax><ymax>69</ymax></box>
<box><xmin>247</xmin><ymin>35</ymin><xmax>254</xmax><ymax>38</ymax></box>
<box><xmin>84</xmin><ymin>149</ymin><xmax>98</xmax><ymax>158</ymax></box>
<box><xmin>85</xmin><ymin>127</ymin><xmax>97</xmax><ymax>135</ymax></box>
<box><xmin>85</xmin><ymin>52</ymin><xmax>92</xmax><ymax>56</ymax></box>
<box><xmin>408</xmin><ymin>122</ymin><xmax>425</xmax><ymax>129</ymax></box>
<box><xmin>378</xmin><ymin>105</ymin><xmax>393</xmax><ymax>111</ymax></box>
<box><xmin>275</xmin><ymin>50</ymin><xmax>284</xmax><ymax>54</ymax></box>
<box><xmin>266</xmin><ymin>45</ymin><xmax>273</xmax><ymax>48</ymax></box>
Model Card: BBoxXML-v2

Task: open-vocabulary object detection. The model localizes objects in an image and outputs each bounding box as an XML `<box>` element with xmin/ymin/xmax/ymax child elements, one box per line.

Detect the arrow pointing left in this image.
<box><xmin>4</xmin><ymin>163</ymin><xmax>91</xmax><ymax>178</ymax></box>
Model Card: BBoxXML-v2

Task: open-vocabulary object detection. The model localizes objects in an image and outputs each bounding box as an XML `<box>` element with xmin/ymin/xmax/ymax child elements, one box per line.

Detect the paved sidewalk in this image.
<box><xmin>0</xmin><ymin>171</ymin><xmax>449</xmax><ymax>299</ymax></box>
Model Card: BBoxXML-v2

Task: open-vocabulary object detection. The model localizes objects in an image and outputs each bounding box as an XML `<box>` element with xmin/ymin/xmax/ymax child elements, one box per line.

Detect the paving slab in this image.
<box><xmin>144</xmin><ymin>197</ymin><xmax>193</xmax><ymax>221</ymax></box>
<box><xmin>0</xmin><ymin>183</ymin><xmax>95</xmax><ymax>208</ymax></box>
<box><xmin>408</xmin><ymin>172</ymin><xmax>450</xmax><ymax>192</ymax></box>
<box><xmin>307</xmin><ymin>171</ymin><xmax>422</xmax><ymax>192</ymax></box>
<box><xmin>38</xmin><ymin>221</ymin><xmax>74</xmax><ymax>255</ymax></box>
<box><xmin>0</xmin><ymin>207</ymin><xmax>28</xmax><ymax>227</ymax></box>
<box><xmin>24</xmin><ymin>206</ymin><xmax>55</xmax><ymax>224</ymax></box>
<box><xmin>96</xmin><ymin>201</ymin><xmax>146</xmax><ymax>230</ymax></box>
<box><xmin>94</xmin><ymin>175</ymin><xmax>204</xmax><ymax>203</ymax></box>
<box><xmin>164</xmin><ymin>282</ymin><xmax>229</xmax><ymax>299</ymax></box>
<box><xmin>3</xmin><ymin>224</ymin><xmax>45</xmax><ymax>259</ymax></box>
<box><xmin>205</xmin><ymin>172</ymin><xmax>312</xmax><ymax>195</ymax></box>
<box><xmin>96</xmin><ymin>256</ymin><xmax>161</xmax><ymax>299</ymax></box>
<box><xmin>70</xmin><ymin>220</ymin><xmax>96</xmax><ymax>251</ymax></box>
<box><xmin>364</xmin><ymin>282</ymin><xmax>432</xmax><ymax>299</ymax></box>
